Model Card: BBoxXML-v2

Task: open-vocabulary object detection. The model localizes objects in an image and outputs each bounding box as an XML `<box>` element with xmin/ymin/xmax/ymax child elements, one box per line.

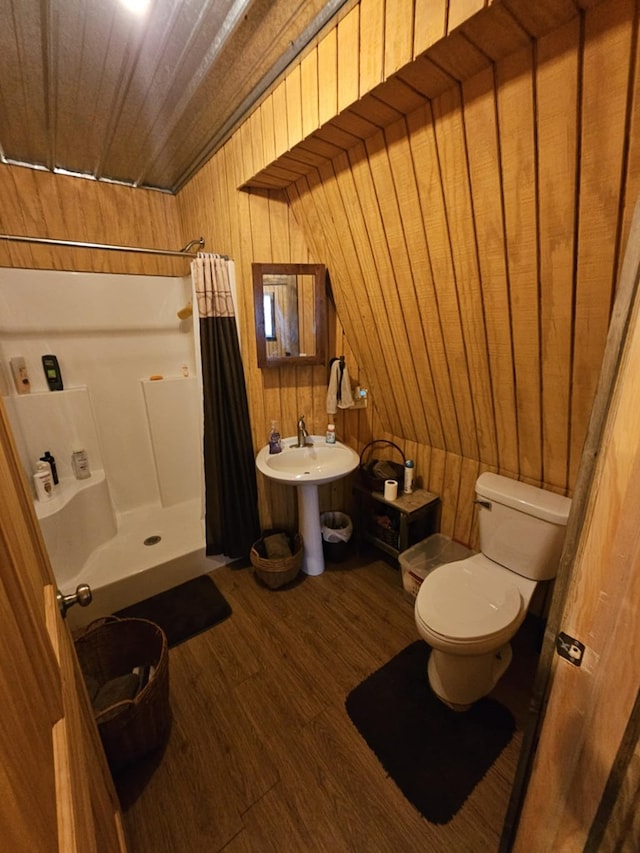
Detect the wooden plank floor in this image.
<box><xmin>116</xmin><ymin>553</ymin><xmax>539</xmax><ymax>852</ymax></box>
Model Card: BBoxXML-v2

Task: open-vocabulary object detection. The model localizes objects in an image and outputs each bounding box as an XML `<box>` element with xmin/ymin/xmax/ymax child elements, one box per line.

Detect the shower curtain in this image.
<box><xmin>191</xmin><ymin>253</ymin><xmax>260</xmax><ymax>558</ymax></box>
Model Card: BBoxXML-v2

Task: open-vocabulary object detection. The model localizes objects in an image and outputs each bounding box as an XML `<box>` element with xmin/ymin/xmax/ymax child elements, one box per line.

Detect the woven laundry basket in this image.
<box><xmin>74</xmin><ymin>616</ymin><xmax>171</xmax><ymax>772</ymax></box>
<box><xmin>250</xmin><ymin>532</ymin><xmax>303</xmax><ymax>589</ymax></box>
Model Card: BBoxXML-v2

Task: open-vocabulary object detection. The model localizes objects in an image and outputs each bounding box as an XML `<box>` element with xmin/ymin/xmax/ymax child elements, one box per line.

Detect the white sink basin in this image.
<box><xmin>255</xmin><ymin>435</ymin><xmax>359</xmax><ymax>577</ymax></box>
<box><xmin>256</xmin><ymin>435</ymin><xmax>359</xmax><ymax>485</ymax></box>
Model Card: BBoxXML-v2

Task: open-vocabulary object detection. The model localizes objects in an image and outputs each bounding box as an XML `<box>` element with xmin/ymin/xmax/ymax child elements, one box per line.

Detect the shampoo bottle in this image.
<box><xmin>72</xmin><ymin>448</ymin><xmax>91</xmax><ymax>480</ymax></box>
<box><xmin>40</xmin><ymin>451</ymin><xmax>58</xmax><ymax>485</ymax></box>
<box><xmin>326</xmin><ymin>424</ymin><xmax>336</xmax><ymax>444</ymax></box>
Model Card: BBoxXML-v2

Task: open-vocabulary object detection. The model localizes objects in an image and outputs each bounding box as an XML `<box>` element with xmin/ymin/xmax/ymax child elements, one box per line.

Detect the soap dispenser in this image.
<box><xmin>268</xmin><ymin>421</ymin><xmax>282</xmax><ymax>454</ymax></box>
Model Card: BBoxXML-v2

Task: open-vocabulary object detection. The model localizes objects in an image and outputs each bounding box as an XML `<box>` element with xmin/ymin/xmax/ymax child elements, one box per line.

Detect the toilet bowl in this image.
<box><xmin>414</xmin><ymin>553</ymin><xmax>536</xmax><ymax>707</ymax></box>
<box><xmin>413</xmin><ymin>472</ymin><xmax>571</xmax><ymax>709</ymax></box>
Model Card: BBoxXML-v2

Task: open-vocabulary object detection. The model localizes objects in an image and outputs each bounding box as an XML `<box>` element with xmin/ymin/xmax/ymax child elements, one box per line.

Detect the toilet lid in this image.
<box><xmin>417</xmin><ymin>561</ymin><xmax>522</xmax><ymax>641</ymax></box>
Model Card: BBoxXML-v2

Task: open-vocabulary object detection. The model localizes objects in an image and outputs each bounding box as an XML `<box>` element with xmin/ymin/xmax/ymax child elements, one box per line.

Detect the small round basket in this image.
<box><xmin>250</xmin><ymin>532</ymin><xmax>303</xmax><ymax>589</ymax></box>
<box><xmin>359</xmin><ymin>439</ymin><xmax>406</xmax><ymax>492</ymax></box>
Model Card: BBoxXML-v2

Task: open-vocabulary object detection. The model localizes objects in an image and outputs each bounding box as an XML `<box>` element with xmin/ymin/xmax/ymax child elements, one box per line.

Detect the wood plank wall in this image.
<box><xmin>180</xmin><ymin>0</ymin><xmax>637</xmax><ymax>545</ymax></box>
<box><xmin>261</xmin><ymin>0</ymin><xmax>640</xmax><ymax>546</ymax></box>
<box><xmin>288</xmin><ymin>2</ymin><xmax>637</xmax><ymax>506</ymax></box>
<box><xmin>0</xmin><ymin>166</ymin><xmax>185</xmax><ymax>276</ymax></box>
<box><xmin>240</xmin><ymin>0</ymin><xmax>587</xmax><ymax>190</ymax></box>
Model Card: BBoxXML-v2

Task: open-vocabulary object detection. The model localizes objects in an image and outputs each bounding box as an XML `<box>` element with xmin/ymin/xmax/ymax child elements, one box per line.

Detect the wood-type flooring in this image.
<box><xmin>117</xmin><ymin>553</ymin><xmax>539</xmax><ymax>853</ymax></box>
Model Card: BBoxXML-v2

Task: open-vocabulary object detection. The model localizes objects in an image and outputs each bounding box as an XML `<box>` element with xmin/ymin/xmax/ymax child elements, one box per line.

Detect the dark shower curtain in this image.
<box><xmin>192</xmin><ymin>254</ymin><xmax>260</xmax><ymax>559</ymax></box>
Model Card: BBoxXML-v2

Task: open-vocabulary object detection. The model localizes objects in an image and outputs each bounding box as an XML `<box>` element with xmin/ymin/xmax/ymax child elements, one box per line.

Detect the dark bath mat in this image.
<box><xmin>345</xmin><ymin>640</ymin><xmax>516</xmax><ymax>824</ymax></box>
<box><xmin>114</xmin><ymin>575</ymin><xmax>231</xmax><ymax>647</ymax></box>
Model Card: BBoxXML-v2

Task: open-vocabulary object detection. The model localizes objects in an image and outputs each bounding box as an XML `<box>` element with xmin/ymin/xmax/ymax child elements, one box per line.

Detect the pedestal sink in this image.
<box><xmin>255</xmin><ymin>435</ymin><xmax>359</xmax><ymax>576</ymax></box>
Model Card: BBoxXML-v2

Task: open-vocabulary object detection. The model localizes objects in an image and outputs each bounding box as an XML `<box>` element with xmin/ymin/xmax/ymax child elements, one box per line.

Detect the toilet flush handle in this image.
<box><xmin>473</xmin><ymin>499</ymin><xmax>492</xmax><ymax>510</ymax></box>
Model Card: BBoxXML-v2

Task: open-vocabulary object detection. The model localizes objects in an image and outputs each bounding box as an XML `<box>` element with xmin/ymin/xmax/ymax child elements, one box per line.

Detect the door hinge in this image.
<box><xmin>556</xmin><ymin>631</ymin><xmax>585</xmax><ymax>666</ymax></box>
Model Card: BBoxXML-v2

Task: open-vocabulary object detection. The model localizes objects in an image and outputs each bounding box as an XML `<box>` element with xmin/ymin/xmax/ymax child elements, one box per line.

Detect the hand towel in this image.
<box><xmin>327</xmin><ymin>358</ymin><xmax>355</xmax><ymax>414</ymax></box>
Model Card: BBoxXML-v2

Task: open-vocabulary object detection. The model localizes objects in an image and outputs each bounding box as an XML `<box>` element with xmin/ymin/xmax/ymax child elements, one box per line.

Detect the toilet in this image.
<box><xmin>414</xmin><ymin>472</ymin><xmax>571</xmax><ymax>709</ymax></box>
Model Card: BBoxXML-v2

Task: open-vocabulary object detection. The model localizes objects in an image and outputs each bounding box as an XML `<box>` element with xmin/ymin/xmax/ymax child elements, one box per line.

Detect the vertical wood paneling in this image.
<box><xmin>318</xmin><ymin>27</ymin><xmax>338</xmax><ymax>126</ymax></box>
<box><xmin>384</xmin><ymin>118</ymin><xmax>449</xmax><ymax>451</ymax></box>
<box><xmin>351</xmin><ymin>137</ymin><xmax>427</xmax><ymax>441</ymax></box>
<box><xmin>359</xmin><ymin>0</ymin><xmax>385</xmax><ymax>94</ymax></box>
<box><xmin>300</xmin><ymin>50</ymin><xmax>319</xmax><ymax>138</ymax></box>
<box><xmin>537</xmin><ymin>19</ymin><xmax>579</xmax><ymax>492</ymax></box>
<box><xmin>433</xmin><ymin>86</ymin><xmax>497</xmax><ymax>467</ymax></box>
<box><xmin>496</xmin><ymin>46</ymin><xmax>542</xmax><ymax>484</ymax></box>
<box><xmin>414</xmin><ymin>0</ymin><xmax>448</xmax><ymax>56</ymax></box>
<box><xmin>360</xmin><ymin>136</ymin><xmax>428</xmax><ymax>432</ymax></box>
<box><xmin>463</xmin><ymin>68</ymin><xmax>519</xmax><ymax>476</ymax></box>
<box><xmin>298</xmin><ymin>167</ymin><xmax>392</xmax><ymax>427</ymax></box>
<box><xmin>291</xmin><ymin>164</ymin><xmax>396</xmax><ymax>433</ymax></box>
<box><xmin>570</xmin><ymin>0</ymin><xmax>634</xmax><ymax>486</ymax></box>
<box><xmin>0</xmin><ymin>164</ymin><xmax>184</xmax><ymax>275</ymax></box>
<box><xmin>271</xmin><ymin>82</ymin><xmax>290</xmax><ymax>159</ymax></box>
<box><xmin>448</xmin><ymin>0</ymin><xmax>486</xmax><ymax>33</ymax></box>
<box><xmin>337</xmin><ymin>6</ymin><xmax>360</xmax><ymax>112</ymax></box>
<box><xmin>317</xmin><ymin>158</ymin><xmax>405</xmax><ymax>437</ymax></box>
<box><xmin>260</xmin><ymin>99</ymin><xmax>276</xmax><ymax>169</ymax></box>
<box><xmin>384</xmin><ymin>0</ymin><xmax>414</xmax><ymax>76</ymax></box>
<box><xmin>285</xmin><ymin>66</ymin><xmax>303</xmax><ymax>151</ymax></box>
<box><xmin>183</xmin><ymin>0</ymin><xmax>639</xmax><ymax>547</ymax></box>
<box><xmin>406</xmin><ymin>103</ymin><xmax>477</xmax><ymax>461</ymax></box>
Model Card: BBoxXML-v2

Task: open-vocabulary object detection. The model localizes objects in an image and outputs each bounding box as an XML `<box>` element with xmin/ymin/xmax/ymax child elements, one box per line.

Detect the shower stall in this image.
<box><xmin>0</xmin><ymin>265</ymin><xmax>228</xmax><ymax>627</ymax></box>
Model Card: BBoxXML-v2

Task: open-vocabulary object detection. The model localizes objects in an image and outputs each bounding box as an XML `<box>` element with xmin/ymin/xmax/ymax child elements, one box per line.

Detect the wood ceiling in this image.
<box><xmin>0</xmin><ymin>0</ymin><xmax>349</xmax><ymax>193</ymax></box>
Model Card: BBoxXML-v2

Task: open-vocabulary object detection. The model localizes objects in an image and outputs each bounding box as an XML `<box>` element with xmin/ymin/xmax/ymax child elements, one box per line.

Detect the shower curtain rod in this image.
<box><xmin>0</xmin><ymin>233</ymin><xmax>205</xmax><ymax>258</ymax></box>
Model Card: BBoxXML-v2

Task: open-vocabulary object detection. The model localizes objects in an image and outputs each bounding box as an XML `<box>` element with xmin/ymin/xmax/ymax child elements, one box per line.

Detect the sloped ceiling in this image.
<box><xmin>0</xmin><ymin>0</ymin><xmax>349</xmax><ymax>193</ymax></box>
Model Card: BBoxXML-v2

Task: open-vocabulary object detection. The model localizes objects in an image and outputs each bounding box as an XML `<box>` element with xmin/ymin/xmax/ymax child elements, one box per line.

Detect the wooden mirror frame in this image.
<box><xmin>252</xmin><ymin>262</ymin><xmax>327</xmax><ymax>368</ymax></box>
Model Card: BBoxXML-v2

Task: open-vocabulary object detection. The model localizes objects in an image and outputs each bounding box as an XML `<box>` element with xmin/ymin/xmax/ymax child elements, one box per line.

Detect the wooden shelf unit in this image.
<box><xmin>353</xmin><ymin>484</ymin><xmax>441</xmax><ymax>561</ymax></box>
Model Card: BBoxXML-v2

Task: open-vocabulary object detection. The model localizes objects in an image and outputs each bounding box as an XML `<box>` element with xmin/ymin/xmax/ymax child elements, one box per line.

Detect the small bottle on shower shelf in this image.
<box><xmin>33</xmin><ymin>467</ymin><xmax>54</xmax><ymax>501</ymax></box>
<box><xmin>72</xmin><ymin>448</ymin><xmax>91</xmax><ymax>480</ymax></box>
<box><xmin>268</xmin><ymin>421</ymin><xmax>282</xmax><ymax>454</ymax></box>
<box><xmin>325</xmin><ymin>424</ymin><xmax>336</xmax><ymax>444</ymax></box>
<box><xmin>40</xmin><ymin>451</ymin><xmax>58</xmax><ymax>485</ymax></box>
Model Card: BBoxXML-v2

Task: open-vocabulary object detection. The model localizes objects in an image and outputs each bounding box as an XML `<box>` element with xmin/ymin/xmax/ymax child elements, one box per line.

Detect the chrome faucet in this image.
<box><xmin>296</xmin><ymin>414</ymin><xmax>309</xmax><ymax>447</ymax></box>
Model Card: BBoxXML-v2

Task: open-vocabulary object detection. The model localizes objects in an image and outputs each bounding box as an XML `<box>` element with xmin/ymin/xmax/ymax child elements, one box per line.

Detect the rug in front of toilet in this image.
<box><xmin>345</xmin><ymin>640</ymin><xmax>516</xmax><ymax>824</ymax></box>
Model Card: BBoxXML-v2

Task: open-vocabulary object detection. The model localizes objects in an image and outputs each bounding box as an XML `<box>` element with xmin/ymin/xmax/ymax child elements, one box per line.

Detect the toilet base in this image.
<box><xmin>427</xmin><ymin>643</ymin><xmax>513</xmax><ymax>708</ymax></box>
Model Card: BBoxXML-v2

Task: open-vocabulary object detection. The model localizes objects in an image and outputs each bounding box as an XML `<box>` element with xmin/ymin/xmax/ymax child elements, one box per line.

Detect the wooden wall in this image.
<box><xmin>0</xmin><ymin>165</ymin><xmax>185</xmax><ymax>276</ymax></box>
<box><xmin>179</xmin><ymin>0</ymin><xmax>639</xmax><ymax>546</ymax></box>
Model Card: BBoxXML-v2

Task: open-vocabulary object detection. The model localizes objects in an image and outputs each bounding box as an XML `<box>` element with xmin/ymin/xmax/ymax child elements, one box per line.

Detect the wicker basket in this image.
<box><xmin>74</xmin><ymin>617</ymin><xmax>171</xmax><ymax>772</ymax></box>
<box><xmin>250</xmin><ymin>532</ymin><xmax>303</xmax><ymax>589</ymax></box>
<box><xmin>359</xmin><ymin>440</ymin><xmax>406</xmax><ymax>492</ymax></box>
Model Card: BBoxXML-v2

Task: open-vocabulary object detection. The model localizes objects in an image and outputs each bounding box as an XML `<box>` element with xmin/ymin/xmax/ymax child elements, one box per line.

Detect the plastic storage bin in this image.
<box><xmin>399</xmin><ymin>533</ymin><xmax>472</xmax><ymax>598</ymax></box>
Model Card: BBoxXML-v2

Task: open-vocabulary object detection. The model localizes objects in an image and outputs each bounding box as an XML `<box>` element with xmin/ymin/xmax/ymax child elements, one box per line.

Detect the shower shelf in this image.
<box><xmin>34</xmin><ymin>469</ymin><xmax>106</xmax><ymax>520</ymax></box>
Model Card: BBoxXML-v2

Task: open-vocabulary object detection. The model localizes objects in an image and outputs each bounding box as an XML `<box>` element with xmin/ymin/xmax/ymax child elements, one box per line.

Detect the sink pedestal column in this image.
<box><xmin>297</xmin><ymin>484</ymin><xmax>324</xmax><ymax>576</ymax></box>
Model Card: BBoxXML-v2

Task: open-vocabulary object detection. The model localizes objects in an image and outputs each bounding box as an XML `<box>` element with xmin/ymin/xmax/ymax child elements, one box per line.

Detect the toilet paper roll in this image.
<box><xmin>384</xmin><ymin>479</ymin><xmax>398</xmax><ymax>501</ymax></box>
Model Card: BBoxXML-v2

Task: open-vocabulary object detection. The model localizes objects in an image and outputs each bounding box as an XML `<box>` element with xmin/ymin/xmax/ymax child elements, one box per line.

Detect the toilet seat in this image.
<box><xmin>415</xmin><ymin>557</ymin><xmax>523</xmax><ymax>642</ymax></box>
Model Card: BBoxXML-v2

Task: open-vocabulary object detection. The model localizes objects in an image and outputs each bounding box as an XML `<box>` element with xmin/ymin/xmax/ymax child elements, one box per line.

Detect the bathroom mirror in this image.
<box><xmin>252</xmin><ymin>263</ymin><xmax>327</xmax><ymax>368</ymax></box>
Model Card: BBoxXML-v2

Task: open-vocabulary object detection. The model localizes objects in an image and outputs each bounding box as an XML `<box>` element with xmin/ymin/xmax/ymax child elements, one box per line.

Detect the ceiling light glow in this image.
<box><xmin>119</xmin><ymin>0</ymin><xmax>151</xmax><ymax>16</ymax></box>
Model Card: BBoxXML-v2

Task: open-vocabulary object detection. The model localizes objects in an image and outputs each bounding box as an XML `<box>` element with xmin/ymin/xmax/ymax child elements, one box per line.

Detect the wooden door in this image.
<box><xmin>0</xmin><ymin>396</ymin><xmax>126</xmax><ymax>851</ymax></box>
<box><xmin>510</xmin><ymin>206</ymin><xmax>640</xmax><ymax>849</ymax></box>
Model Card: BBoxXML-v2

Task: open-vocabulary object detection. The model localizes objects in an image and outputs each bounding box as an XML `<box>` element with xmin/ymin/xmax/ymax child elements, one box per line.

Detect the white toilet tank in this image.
<box><xmin>475</xmin><ymin>473</ymin><xmax>571</xmax><ymax>581</ymax></box>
